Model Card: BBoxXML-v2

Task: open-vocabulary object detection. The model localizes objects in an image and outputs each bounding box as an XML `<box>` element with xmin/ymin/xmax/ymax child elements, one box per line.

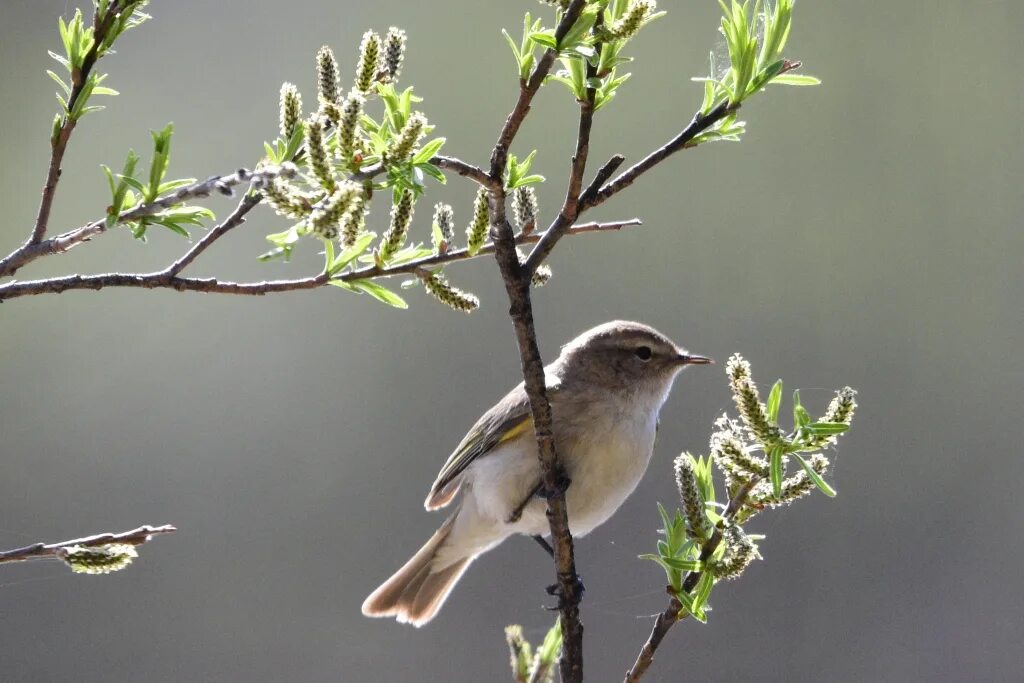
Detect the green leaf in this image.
<box><xmin>806</xmin><ymin>422</ymin><xmax>849</xmax><ymax>436</ymax></box>
<box><xmin>529</xmin><ymin>31</ymin><xmax>558</xmax><ymax>50</ymax></box>
<box><xmin>766</xmin><ymin>379</ymin><xmax>782</xmax><ymax>423</ymax></box>
<box><xmin>412</xmin><ymin>137</ymin><xmax>445</xmax><ymax>164</ymax></box>
<box><xmin>345</xmin><ymin>280</ymin><xmax>409</xmax><ymax>309</ymax></box>
<box><xmin>329</xmin><ymin>232</ymin><xmax>377</xmax><ymax>275</ymax></box>
<box><xmin>691</xmin><ymin>570</ymin><xmax>715</xmax><ymax>613</ymax></box>
<box><xmin>47</xmin><ymin>70</ymin><xmax>71</xmax><ymax>96</ymax></box>
<box><xmin>792</xmin><ymin>389</ymin><xmax>811</xmax><ymax>429</ymax></box>
<box><xmin>769</xmin><ymin>444</ymin><xmax>784</xmax><ymax>497</ymax></box>
<box><xmin>771</xmin><ymin>74</ymin><xmax>821</xmax><ymax>86</ymax></box>
<box><xmin>658</xmin><ymin>557</ymin><xmax>706</xmax><ymax>572</ymax></box>
<box><xmin>792</xmin><ymin>453</ymin><xmax>836</xmax><ymax>497</ymax></box>
<box><xmin>657</xmin><ymin>502</ymin><xmax>672</xmax><ymax>535</ymax></box>
<box><xmin>157</xmin><ymin>178</ymin><xmax>195</xmax><ymax>194</ymax></box>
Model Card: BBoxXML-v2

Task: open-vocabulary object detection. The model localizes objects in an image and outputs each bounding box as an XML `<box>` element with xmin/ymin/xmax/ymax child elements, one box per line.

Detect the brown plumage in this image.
<box><xmin>360</xmin><ymin>513</ymin><xmax>471</xmax><ymax>627</ymax></box>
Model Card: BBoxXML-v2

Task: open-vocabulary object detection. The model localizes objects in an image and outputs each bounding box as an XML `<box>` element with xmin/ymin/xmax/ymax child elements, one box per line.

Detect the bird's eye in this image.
<box><xmin>634</xmin><ymin>346</ymin><xmax>653</xmax><ymax>361</ymax></box>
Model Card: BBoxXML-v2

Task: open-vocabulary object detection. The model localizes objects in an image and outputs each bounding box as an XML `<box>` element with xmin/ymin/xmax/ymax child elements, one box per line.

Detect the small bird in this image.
<box><xmin>361</xmin><ymin>321</ymin><xmax>711</xmax><ymax>626</ymax></box>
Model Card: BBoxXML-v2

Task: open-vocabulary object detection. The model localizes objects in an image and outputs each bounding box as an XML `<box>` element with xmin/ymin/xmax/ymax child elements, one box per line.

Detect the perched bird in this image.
<box><xmin>362</xmin><ymin>321</ymin><xmax>711</xmax><ymax>626</ymax></box>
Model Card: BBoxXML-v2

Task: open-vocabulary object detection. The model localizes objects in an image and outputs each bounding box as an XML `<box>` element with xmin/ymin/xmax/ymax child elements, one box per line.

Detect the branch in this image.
<box><xmin>0</xmin><ymin>524</ymin><xmax>176</xmax><ymax>566</ymax></box>
<box><xmin>0</xmin><ymin>165</ymin><xmax>291</xmax><ymax>279</ymax></box>
<box><xmin>0</xmin><ymin>220</ymin><xmax>640</xmax><ymax>302</ymax></box>
<box><xmin>624</xmin><ymin>478</ymin><xmax>760</xmax><ymax>682</ymax></box>
<box><xmin>431</xmin><ymin>155</ymin><xmax>497</xmax><ymax>190</ymax></box>
<box><xmin>486</xmin><ymin>2</ymin><xmax>589</xmax><ymax>682</ymax></box>
<box><xmin>582</xmin><ymin>100</ymin><xmax>738</xmax><ymax>212</ymax></box>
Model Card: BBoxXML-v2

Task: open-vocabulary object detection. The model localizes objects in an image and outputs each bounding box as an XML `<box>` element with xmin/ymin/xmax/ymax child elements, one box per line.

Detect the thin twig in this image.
<box><xmin>431</xmin><ymin>155</ymin><xmax>497</xmax><ymax>190</ymax></box>
<box><xmin>0</xmin><ymin>166</ymin><xmax>290</xmax><ymax>279</ymax></box>
<box><xmin>163</xmin><ymin>193</ymin><xmax>262</xmax><ymax>277</ymax></box>
<box><xmin>582</xmin><ymin>100</ymin><xmax>738</xmax><ymax>212</ymax></box>
<box><xmin>624</xmin><ymin>478</ymin><xmax>760</xmax><ymax>682</ymax></box>
<box><xmin>0</xmin><ymin>220</ymin><xmax>640</xmax><ymax>301</ymax></box>
<box><xmin>0</xmin><ymin>524</ymin><xmax>176</xmax><ymax>566</ymax></box>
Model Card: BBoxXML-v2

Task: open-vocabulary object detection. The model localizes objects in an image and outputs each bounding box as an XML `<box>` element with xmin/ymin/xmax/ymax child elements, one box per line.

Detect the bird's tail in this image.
<box><xmin>361</xmin><ymin>513</ymin><xmax>472</xmax><ymax>627</ymax></box>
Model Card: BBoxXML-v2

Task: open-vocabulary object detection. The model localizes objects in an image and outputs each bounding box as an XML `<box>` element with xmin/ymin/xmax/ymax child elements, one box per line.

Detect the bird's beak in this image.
<box><xmin>674</xmin><ymin>353</ymin><xmax>713</xmax><ymax>366</ymax></box>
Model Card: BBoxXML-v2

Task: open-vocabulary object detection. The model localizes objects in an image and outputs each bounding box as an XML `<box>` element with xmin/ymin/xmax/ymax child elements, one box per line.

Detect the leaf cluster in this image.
<box><xmin>258</xmin><ymin>35</ymin><xmax>492</xmax><ymax>313</ymax></box>
<box><xmin>101</xmin><ymin>123</ymin><xmax>213</xmax><ymax>239</ymax></box>
<box><xmin>643</xmin><ymin>355</ymin><xmax>857</xmax><ymax>622</ymax></box>
<box><xmin>505</xmin><ymin>621</ymin><xmax>562</xmax><ymax>683</ymax></box>
<box><xmin>689</xmin><ymin>0</ymin><xmax>820</xmax><ymax>145</ymax></box>
<box><xmin>48</xmin><ymin>1</ymin><xmax>150</xmax><ymax>140</ymax></box>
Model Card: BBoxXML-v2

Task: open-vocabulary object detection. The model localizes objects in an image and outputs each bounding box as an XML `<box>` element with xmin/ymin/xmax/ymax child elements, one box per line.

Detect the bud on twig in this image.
<box><xmin>336</xmin><ymin>91</ymin><xmax>365</xmax><ymax>168</ymax></box>
<box><xmin>420</xmin><ymin>271</ymin><xmax>479</xmax><ymax>313</ymax></box>
<box><xmin>753</xmin><ymin>453</ymin><xmax>830</xmax><ymax>508</ymax></box>
<box><xmin>376</xmin><ymin>27</ymin><xmax>407</xmax><ymax>84</ymax></box>
<box><xmin>809</xmin><ymin>387</ymin><xmax>858</xmax><ymax>448</ymax></box>
<box><xmin>711</xmin><ymin>426</ymin><xmax>768</xmax><ymax>481</ymax></box>
<box><xmin>355</xmin><ymin>30</ymin><xmax>381</xmax><ymax>93</ymax></box>
<box><xmin>316</xmin><ymin>46</ymin><xmax>341</xmax><ymax>106</ymax></box>
<box><xmin>726</xmin><ymin>354</ymin><xmax>783</xmax><ymax>447</ymax></box>
<box><xmin>512</xmin><ymin>186</ymin><xmax>539</xmax><ymax>234</ymax></box>
<box><xmin>601</xmin><ymin>0</ymin><xmax>657</xmax><ymax>41</ymax></box>
<box><xmin>673</xmin><ymin>453</ymin><xmax>710</xmax><ymax>540</ymax></box>
<box><xmin>261</xmin><ymin>177</ymin><xmax>313</xmax><ymax>219</ymax></box>
<box><xmin>432</xmin><ymin>203</ymin><xmax>454</xmax><ymax>255</ymax></box>
<box><xmin>712</xmin><ymin>526</ymin><xmax>758</xmax><ymax>580</ymax></box>
<box><xmin>387</xmin><ymin>112</ymin><xmax>426</xmax><ymax>164</ymax></box>
<box><xmin>305</xmin><ymin>114</ymin><xmax>335</xmax><ymax>192</ymax></box>
<box><xmin>340</xmin><ymin>195</ymin><xmax>366</xmax><ymax>248</ymax></box>
<box><xmin>56</xmin><ymin>544</ymin><xmax>138</xmax><ymax>574</ymax></box>
<box><xmin>466</xmin><ymin>187</ymin><xmax>490</xmax><ymax>256</ymax></box>
<box><xmin>310</xmin><ymin>182</ymin><xmax>360</xmax><ymax>240</ymax></box>
<box><xmin>378</xmin><ymin>189</ymin><xmax>414</xmax><ymax>263</ymax></box>
<box><xmin>279</xmin><ymin>82</ymin><xmax>302</xmax><ymax>141</ymax></box>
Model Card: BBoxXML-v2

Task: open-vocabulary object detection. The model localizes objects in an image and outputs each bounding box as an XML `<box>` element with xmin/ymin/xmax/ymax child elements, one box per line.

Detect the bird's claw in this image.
<box><xmin>543</xmin><ymin>574</ymin><xmax>585</xmax><ymax>610</ymax></box>
<box><xmin>538</xmin><ymin>472</ymin><xmax>572</xmax><ymax>499</ymax></box>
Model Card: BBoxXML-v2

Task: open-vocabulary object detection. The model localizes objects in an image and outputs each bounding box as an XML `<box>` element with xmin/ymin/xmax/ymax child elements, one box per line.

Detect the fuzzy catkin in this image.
<box><xmin>316</xmin><ymin>46</ymin><xmax>341</xmax><ymax>106</ymax></box>
<box><xmin>378</xmin><ymin>190</ymin><xmax>414</xmax><ymax>262</ymax></box>
<box><xmin>377</xmin><ymin>27</ymin><xmax>407</xmax><ymax>83</ymax></box>
<box><xmin>355</xmin><ymin>31</ymin><xmax>381</xmax><ymax>93</ymax></box>
<box><xmin>673</xmin><ymin>454</ymin><xmax>710</xmax><ymax>539</ymax></box>
<box><xmin>279</xmin><ymin>83</ymin><xmax>302</xmax><ymax>141</ymax></box>
<box><xmin>466</xmin><ymin>188</ymin><xmax>490</xmax><ymax>255</ymax></box>
<box><xmin>305</xmin><ymin>115</ymin><xmax>335</xmax><ymax>192</ymax></box>
<box><xmin>432</xmin><ymin>203</ymin><xmax>454</xmax><ymax>254</ymax></box>
<box><xmin>422</xmin><ymin>272</ymin><xmax>479</xmax><ymax>313</ymax></box>
<box><xmin>726</xmin><ymin>354</ymin><xmax>783</xmax><ymax>447</ymax></box>
<box><xmin>387</xmin><ymin>112</ymin><xmax>426</xmax><ymax>163</ymax></box>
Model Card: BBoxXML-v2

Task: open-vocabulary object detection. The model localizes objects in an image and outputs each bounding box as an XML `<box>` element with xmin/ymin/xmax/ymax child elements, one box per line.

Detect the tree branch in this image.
<box><xmin>431</xmin><ymin>155</ymin><xmax>497</xmax><ymax>190</ymax></box>
<box><xmin>582</xmin><ymin>100</ymin><xmax>738</xmax><ymax>212</ymax></box>
<box><xmin>0</xmin><ymin>165</ymin><xmax>291</xmax><ymax>279</ymax></box>
<box><xmin>0</xmin><ymin>524</ymin><xmax>176</xmax><ymax>566</ymax></box>
<box><xmin>486</xmin><ymin>2</ymin><xmax>590</xmax><ymax>681</ymax></box>
<box><xmin>0</xmin><ymin>220</ymin><xmax>640</xmax><ymax>302</ymax></box>
<box><xmin>624</xmin><ymin>478</ymin><xmax>760</xmax><ymax>682</ymax></box>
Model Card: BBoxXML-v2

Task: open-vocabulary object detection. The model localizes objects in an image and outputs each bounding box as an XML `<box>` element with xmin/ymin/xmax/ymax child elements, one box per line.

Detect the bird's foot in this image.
<box><xmin>544</xmin><ymin>573</ymin><xmax>586</xmax><ymax>610</ymax></box>
<box><xmin>538</xmin><ymin>470</ymin><xmax>572</xmax><ymax>499</ymax></box>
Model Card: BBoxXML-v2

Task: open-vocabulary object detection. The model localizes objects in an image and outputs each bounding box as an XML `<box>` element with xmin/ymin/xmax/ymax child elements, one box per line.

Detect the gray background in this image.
<box><xmin>1</xmin><ymin>1</ymin><xmax>1021</xmax><ymax>681</ymax></box>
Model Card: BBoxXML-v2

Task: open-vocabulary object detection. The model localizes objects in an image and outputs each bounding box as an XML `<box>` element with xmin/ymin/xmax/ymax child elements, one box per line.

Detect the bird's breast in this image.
<box><xmin>556</xmin><ymin>404</ymin><xmax>659</xmax><ymax>536</ymax></box>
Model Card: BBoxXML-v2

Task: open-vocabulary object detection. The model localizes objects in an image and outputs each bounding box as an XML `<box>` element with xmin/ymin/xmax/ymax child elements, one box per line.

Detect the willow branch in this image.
<box><xmin>0</xmin><ymin>166</ymin><xmax>289</xmax><ymax>279</ymax></box>
<box><xmin>0</xmin><ymin>219</ymin><xmax>639</xmax><ymax>301</ymax></box>
<box><xmin>0</xmin><ymin>524</ymin><xmax>176</xmax><ymax>566</ymax></box>
<box><xmin>624</xmin><ymin>478</ymin><xmax>760</xmax><ymax>682</ymax></box>
<box><xmin>486</xmin><ymin>2</ymin><xmax>589</xmax><ymax>682</ymax></box>
<box><xmin>582</xmin><ymin>100</ymin><xmax>738</xmax><ymax>212</ymax></box>
<box><xmin>431</xmin><ymin>155</ymin><xmax>497</xmax><ymax>189</ymax></box>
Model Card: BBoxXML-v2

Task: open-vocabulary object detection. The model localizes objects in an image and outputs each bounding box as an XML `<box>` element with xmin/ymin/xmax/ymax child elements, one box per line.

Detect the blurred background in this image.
<box><xmin>1</xmin><ymin>1</ymin><xmax>1021</xmax><ymax>681</ymax></box>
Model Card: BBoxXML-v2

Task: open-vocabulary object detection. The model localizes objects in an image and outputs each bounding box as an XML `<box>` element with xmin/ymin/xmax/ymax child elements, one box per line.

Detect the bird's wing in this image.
<box><xmin>424</xmin><ymin>372</ymin><xmax>560</xmax><ymax>510</ymax></box>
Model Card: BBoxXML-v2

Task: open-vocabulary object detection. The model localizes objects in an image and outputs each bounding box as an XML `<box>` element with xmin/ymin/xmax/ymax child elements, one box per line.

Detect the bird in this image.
<box><xmin>361</xmin><ymin>320</ymin><xmax>712</xmax><ymax>626</ymax></box>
